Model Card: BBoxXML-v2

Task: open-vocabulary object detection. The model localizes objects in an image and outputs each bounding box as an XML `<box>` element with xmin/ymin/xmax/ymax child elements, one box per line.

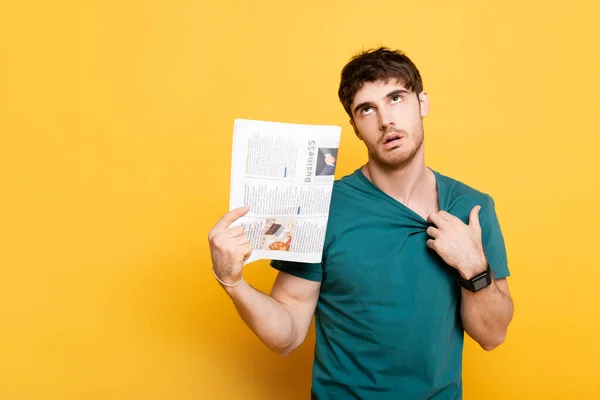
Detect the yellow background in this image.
<box><xmin>1</xmin><ymin>0</ymin><xmax>599</xmax><ymax>399</ymax></box>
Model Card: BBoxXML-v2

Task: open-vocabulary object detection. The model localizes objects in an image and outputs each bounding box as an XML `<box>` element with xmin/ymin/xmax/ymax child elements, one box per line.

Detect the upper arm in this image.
<box><xmin>480</xmin><ymin>194</ymin><xmax>511</xmax><ymax>279</ymax></box>
<box><xmin>270</xmin><ymin>271</ymin><xmax>321</xmax><ymax>352</ymax></box>
<box><xmin>495</xmin><ymin>278</ymin><xmax>514</xmax><ymax>316</ymax></box>
<box><xmin>494</xmin><ymin>277</ymin><xmax>511</xmax><ymax>298</ymax></box>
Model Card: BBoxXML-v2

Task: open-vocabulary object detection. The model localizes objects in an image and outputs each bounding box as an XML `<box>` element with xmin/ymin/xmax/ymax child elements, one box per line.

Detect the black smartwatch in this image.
<box><xmin>458</xmin><ymin>264</ymin><xmax>492</xmax><ymax>292</ymax></box>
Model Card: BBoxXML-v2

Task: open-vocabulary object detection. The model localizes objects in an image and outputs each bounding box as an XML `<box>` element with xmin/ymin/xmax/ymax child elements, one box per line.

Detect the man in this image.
<box><xmin>208</xmin><ymin>47</ymin><xmax>514</xmax><ymax>399</ymax></box>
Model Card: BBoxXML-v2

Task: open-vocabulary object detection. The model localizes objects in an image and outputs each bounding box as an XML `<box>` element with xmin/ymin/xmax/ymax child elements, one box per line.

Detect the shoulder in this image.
<box><xmin>434</xmin><ymin>170</ymin><xmax>510</xmax><ymax>275</ymax></box>
<box><xmin>434</xmin><ymin>169</ymin><xmax>495</xmax><ymax>206</ymax></box>
<box><xmin>329</xmin><ymin>168</ymin><xmax>379</xmax><ymax>210</ymax></box>
<box><xmin>333</xmin><ymin>168</ymin><xmax>362</xmax><ymax>189</ymax></box>
<box><xmin>328</xmin><ymin>170</ymin><xmax>362</xmax><ymax>215</ymax></box>
<box><xmin>332</xmin><ymin>168</ymin><xmax>375</xmax><ymax>195</ymax></box>
<box><xmin>322</xmin><ymin>169</ymin><xmax>374</xmax><ymax>245</ymax></box>
<box><xmin>433</xmin><ymin>169</ymin><xmax>499</xmax><ymax>224</ymax></box>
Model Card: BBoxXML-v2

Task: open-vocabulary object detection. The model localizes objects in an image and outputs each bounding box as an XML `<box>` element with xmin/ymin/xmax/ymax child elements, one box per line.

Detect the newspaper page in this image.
<box><xmin>229</xmin><ymin>118</ymin><xmax>342</xmax><ymax>265</ymax></box>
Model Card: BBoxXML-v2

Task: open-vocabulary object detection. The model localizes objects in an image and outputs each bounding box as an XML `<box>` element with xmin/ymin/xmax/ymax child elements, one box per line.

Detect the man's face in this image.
<box><xmin>349</xmin><ymin>79</ymin><xmax>429</xmax><ymax>169</ymax></box>
<box><xmin>324</xmin><ymin>154</ymin><xmax>336</xmax><ymax>165</ymax></box>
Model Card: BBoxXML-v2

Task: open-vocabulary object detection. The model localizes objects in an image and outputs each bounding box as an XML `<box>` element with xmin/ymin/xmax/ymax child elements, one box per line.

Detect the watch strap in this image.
<box><xmin>458</xmin><ymin>264</ymin><xmax>492</xmax><ymax>292</ymax></box>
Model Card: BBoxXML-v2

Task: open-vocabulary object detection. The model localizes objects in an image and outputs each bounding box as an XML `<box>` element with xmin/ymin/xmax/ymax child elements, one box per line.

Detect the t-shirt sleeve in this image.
<box><xmin>480</xmin><ymin>194</ymin><xmax>511</xmax><ymax>279</ymax></box>
<box><xmin>270</xmin><ymin>259</ymin><xmax>323</xmax><ymax>282</ymax></box>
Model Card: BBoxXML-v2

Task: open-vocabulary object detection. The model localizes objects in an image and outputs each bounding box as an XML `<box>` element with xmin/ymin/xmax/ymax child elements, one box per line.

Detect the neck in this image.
<box><xmin>362</xmin><ymin>145</ymin><xmax>432</xmax><ymax>205</ymax></box>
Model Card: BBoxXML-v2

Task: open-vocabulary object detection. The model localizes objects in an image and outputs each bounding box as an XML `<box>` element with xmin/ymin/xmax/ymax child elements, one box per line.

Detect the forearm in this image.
<box><xmin>460</xmin><ymin>279</ymin><xmax>513</xmax><ymax>351</ymax></box>
<box><xmin>222</xmin><ymin>281</ymin><xmax>297</xmax><ymax>355</ymax></box>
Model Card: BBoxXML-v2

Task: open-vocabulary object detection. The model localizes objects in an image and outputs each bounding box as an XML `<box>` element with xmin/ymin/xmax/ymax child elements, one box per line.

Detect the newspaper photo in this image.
<box><xmin>229</xmin><ymin>118</ymin><xmax>342</xmax><ymax>265</ymax></box>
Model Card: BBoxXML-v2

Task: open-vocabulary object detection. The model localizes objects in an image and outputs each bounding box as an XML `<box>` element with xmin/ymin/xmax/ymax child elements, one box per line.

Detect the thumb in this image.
<box><xmin>469</xmin><ymin>205</ymin><xmax>481</xmax><ymax>229</ymax></box>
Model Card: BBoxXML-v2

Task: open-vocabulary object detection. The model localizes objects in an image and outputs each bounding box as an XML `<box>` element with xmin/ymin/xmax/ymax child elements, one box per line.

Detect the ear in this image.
<box><xmin>418</xmin><ymin>91</ymin><xmax>430</xmax><ymax>117</ymax></box>
<box><xmin>350</xmin><ymin>119</ymin><xmax>362</xmax><ymax>141</ymax></box>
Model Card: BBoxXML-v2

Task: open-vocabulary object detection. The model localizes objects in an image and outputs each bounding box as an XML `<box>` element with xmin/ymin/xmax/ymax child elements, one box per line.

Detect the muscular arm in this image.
<box><xmin>209</xmin><ymin>207</ymin><xmax>321</xmax><ymax>356</ymax></box>
<box><xmin>426</xmin><ymin>206</ymin><xmax>514</xmax><ymax>351</ymax></box>
<box><xmin>460</xmin><ymin>277</ymin><xmax>514</xmax><ymax>351</ymax></box>
<box><xmin>221</xmin><ymin>271</ymin><xmax>320</xmax><ymax>356</ymax></box>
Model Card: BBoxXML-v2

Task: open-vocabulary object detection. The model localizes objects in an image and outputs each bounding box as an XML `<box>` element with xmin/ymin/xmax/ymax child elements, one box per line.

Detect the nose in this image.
<box><xmin>378</xmin><ymin>106</ymin><xmax>395</xmax><ymax>132</ymax></box>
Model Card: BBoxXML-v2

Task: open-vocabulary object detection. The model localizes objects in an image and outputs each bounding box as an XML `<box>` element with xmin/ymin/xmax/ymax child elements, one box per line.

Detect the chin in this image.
<box><xmin>373</xmin><ymin>149</ymin><xmax>417</xmax><ymax>169</ymax></box>
<box><xmin>373</xmin><ymin>156</ymin><xmax>410</xmax><ymax>170</ymax></box>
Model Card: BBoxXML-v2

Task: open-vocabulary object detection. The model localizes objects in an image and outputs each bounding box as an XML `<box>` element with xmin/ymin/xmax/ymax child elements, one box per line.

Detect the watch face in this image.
<box><xmin>472</xmin><ymin>275</ymin><xmax>490</xmax><ymax>291</ymax></box>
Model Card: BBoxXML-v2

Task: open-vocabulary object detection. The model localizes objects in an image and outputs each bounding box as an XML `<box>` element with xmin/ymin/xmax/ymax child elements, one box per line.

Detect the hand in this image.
<box><xmin>426</xmin><ymin>206</ymin><xmax>487</xmax><ymax>279</ymax></box>
<box><xmin>208</xmin><ymin>206</ymin><xmax>252</xmax><ymax>286</ymax></box>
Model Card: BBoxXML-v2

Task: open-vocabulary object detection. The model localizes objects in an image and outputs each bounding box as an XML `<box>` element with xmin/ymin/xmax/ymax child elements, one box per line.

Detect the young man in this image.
<box><xmin>208</xmin><ymin>47</ymin><xmax>514</xmax><ymax>399</ymax></box>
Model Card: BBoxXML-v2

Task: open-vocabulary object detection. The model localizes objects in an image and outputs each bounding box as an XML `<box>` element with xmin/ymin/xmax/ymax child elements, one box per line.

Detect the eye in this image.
<box><xmin>361</xmin><ymin>106</ymin><xmax>373</xmax><ymax>115</ymax></box>
<box><xmin>391</xmin><ymin>95</ymin><xmax>402</xmax><ymax>103</ymax></box>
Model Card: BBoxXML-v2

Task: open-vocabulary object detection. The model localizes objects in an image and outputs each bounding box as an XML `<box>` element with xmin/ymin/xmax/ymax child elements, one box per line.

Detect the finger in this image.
<box><xmin>469</xmin><ymin>205</ymin><xmax>481</xmax><ymax>229</ymax></box>
<box><xmin>427</xmin><ymin>212</ymin><xmax>445</xmax><ymax>227</ymax></box>
<box><xmin>426</xmin><ymin>226</ymin><xmax>440</xmax><ymax>238</ymax></box>
<box><xmin>438</xmin><ymin>210</ymin><xmax>454</xmax><ymax>221</ymax></box>
<box><xmin>234</xmin><ymin>235</ymin><xmax>250</xmax><ymax>246</ymax></box>
<box><xmin>226</xmin><ymin>226</ymin><xmax>246</xmax><ymax>238</ymax></box>
<box><xmin>426</xmin><ymin>239</ymin><xmax>436</xmax><ymax>249</ymax></box>
<box><xmin>439</xmin><ymin>210</ymin><xmax>462</xmax><ymax>223</ymax></box>
<box><xmin>240</xmin><ymin>244</ymin><xmax>252</xmax><ymax>261</ymax></box>
<box><xmin>213</xmin><ymin>205</ymin><xmax>250</xmax><ymax>233</ymax></box>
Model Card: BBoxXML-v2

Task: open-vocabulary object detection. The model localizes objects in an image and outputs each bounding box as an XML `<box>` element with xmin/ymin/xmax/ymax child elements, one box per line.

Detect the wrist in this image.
<box><xmin>458</xmin><ymin>263</ymin><xmax>493</xmax><ymax>293</ymax></box>
<box><xmin>213</xmin><ymin>268</ymin><xmax>244</xmax><ymax>288</ymax></box>
<box><xmin>458</xmin><ymin>258</ymin><xmax>488</xmax><ymax>280</ymax></box>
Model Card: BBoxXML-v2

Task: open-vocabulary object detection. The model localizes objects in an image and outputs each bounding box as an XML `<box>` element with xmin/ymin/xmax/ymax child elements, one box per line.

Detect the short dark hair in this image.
<box><xmin>338</xmin><ymin>47</ymin><xmax>424</xmax><ymax>118</ymax></box>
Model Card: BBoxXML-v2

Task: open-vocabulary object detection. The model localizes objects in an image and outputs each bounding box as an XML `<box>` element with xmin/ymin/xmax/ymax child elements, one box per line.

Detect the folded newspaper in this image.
<box><xmin>229</xmin><ymin>119</ymin><xmax>342</xmax><ymax>265</ymax></box>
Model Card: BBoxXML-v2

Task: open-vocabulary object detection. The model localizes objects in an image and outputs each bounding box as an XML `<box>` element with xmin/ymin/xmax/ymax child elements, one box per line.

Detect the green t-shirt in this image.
<box><xmin>271</xmin><ymin>168</ymin><xmax>510</xmax><ymax>400</ymax></box>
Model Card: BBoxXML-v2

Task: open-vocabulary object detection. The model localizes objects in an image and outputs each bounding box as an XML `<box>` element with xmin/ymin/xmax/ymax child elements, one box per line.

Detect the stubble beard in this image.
<box><xmin>367</xmin><ymin>123</ymin><xmax>425</xmax><ymax>171</ymax></box>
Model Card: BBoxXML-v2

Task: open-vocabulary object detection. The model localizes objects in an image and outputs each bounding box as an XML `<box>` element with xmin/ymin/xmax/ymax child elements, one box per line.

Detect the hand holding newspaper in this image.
<box><xmin>229</xmin><ymin>119</ymin><xmax>342</xmax><ymax>265</ymax></box>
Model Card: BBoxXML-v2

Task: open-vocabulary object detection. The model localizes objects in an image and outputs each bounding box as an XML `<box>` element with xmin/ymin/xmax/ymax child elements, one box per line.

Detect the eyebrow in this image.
<box><xmin>353</xmin><ymin>89</ymin><xmax>410</xmax><ymax>115</ymax></box>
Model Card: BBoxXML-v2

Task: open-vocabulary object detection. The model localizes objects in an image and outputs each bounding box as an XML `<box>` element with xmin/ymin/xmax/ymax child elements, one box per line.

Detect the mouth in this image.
<box><xmin>382</xmin><ymin>133</ymin><xmax>403</xmax><ymax>146</ymax></box>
